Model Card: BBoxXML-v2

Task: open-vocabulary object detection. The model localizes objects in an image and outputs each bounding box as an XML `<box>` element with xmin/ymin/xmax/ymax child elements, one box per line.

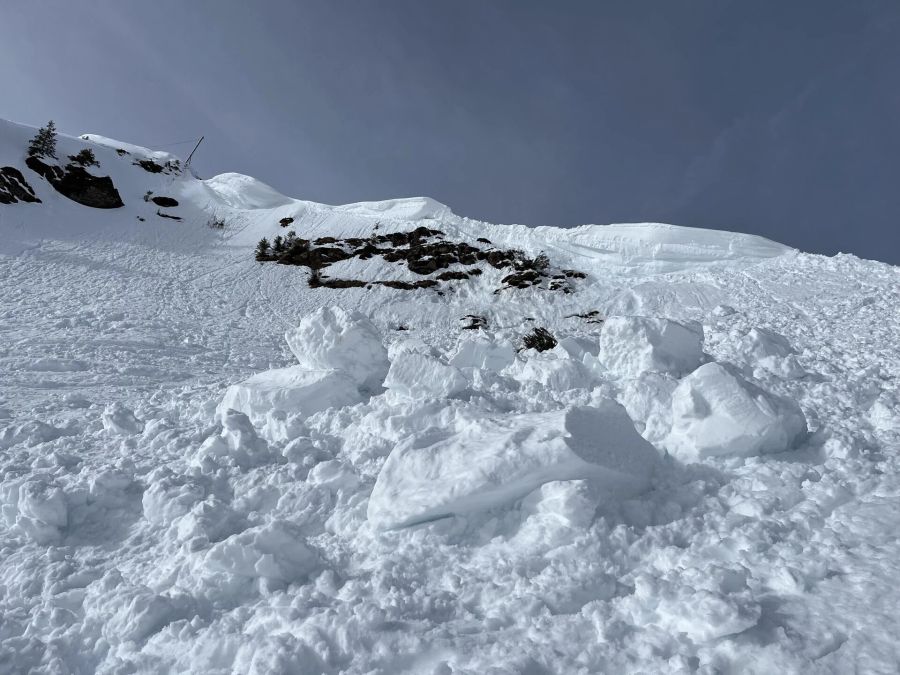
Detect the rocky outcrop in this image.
<box><xmin>25</xmin><ymin>156</ymin><xmax>123</xmax><ymax>209</ymax></box>
<box><xmin>0</xmin><ymin>167</ymin><xmax>41</xmax><ymax>204</ymax></box>
<box><xmin>151</xmin><ymin>196</ymin><xmax>178</xmax><ymax>208</ymax></box>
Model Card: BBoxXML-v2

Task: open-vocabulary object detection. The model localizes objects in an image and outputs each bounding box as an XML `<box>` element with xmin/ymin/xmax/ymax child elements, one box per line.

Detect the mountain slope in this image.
<box><xmin>1</xmin><ymin>120</ymin><xmax>898</xmax><ymax>674</ymax></box>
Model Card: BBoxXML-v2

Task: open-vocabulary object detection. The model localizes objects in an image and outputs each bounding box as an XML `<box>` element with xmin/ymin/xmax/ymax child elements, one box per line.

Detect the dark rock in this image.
<box><xmin>151</xmin><ymin>196</ymin><xmax>179</xmax><ymax>208</ymax></box>
<box><xmin>134</xmin><ymin>158</ymin><xmax>181</xmax><ymax>175</ymax></box>
<box><xmin>279</xmin><ymin>243</ymin><xmax>352</xmax><ymax>269</ymax></box>
<box><xmin>521</xmin><ymin>327</ymin><xmax>557</xmax><ymax>352</ymax></box>
<box><xmin>116</xmin><ymin>149</ymin><xmax>129</xmax><ymax>156</ymax></box>
<box><xmin>376</xmin><ymin>279</ymin><xmax>438</xmax><ymax>290</ymax></box>
<box><xmin>25</xmin><ymin>156</ymin><xmax>123</xmax><ymax>209</ymax></box>
<box><xmin>135</xmin><ymin>159</ymin><xmax>164</xmax><ymax>173</ymax></box>
<box><xmin>279</xmin><ymin>217</ymin><xmax>294</xmax><ymax>227</ymax></box>
<box><xmin>0</xmin><ymin>166</ymin><xmax>41</xmax><ymax>204</ymax></box>
<box><xmin>501</xmin><ymin>270</ymin><xmax>542</xmax><ymax>288</ymax></box>
<box><xmin>476</xmin><ymin>237</ymin><xmax>492</xmax><ymax>244</ymax></box>
<box><xmin>315</xmin><ymin>277</ymin><xmax>367</xmax><ymax>289</ymax></box>
<box><xmin>156</xmin><ymin>210</ymin><xmax>182</xmax><ymax>221</ymax></box>
<box><xmin>435</xmin><ymin>270</ymin><xmax>470</xmax><ymax>281</ymax></box>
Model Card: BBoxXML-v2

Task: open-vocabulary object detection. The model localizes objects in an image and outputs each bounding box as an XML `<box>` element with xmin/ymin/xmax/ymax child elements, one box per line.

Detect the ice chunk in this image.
<box><xmin>367</xmin><ymin>400</ymin><xmax>659</xmax><ymax>529</ymax></box>
<box><xmin>450</xmin><ymin>338</ymin><xmax>515</xmax><ymax>371</ymax></box>
<box><xmin>598</xmin><ymin>316</ymin><xmax>704</xmax><ymax>379</ymax></box>
<box><xmin>383</xmin><ymin>352</ymin><xmax>467</xmax><ymax>400</ymax></box>
<box><xmin>664</xmin><ymin>362</ymin><xmax>807</xmax><ymax>461</ymax></box>
<box><xmin>217</xmin><ymin>366</ymin><xmax>361</xmax><ymax>429</ymax></box>
<box><xmin>285</xmin><ymin>306</ymin><xmax>389</xmax><ymax>391</ymax></box>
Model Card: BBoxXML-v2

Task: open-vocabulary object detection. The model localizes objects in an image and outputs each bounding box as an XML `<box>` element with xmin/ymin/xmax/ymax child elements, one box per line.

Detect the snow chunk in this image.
<box><xmin>285</xmin><ymin>306</ymin><xmax>389</xmax><ymax>391</ymax></box>
<box><xmin>665</xmin><ymin>363</ymin><xmax>807</xmax><ymax>461</ymax></box>
<box><xmin>217</xmin><ymin>366</ymin><xmax>361</xmax><ymax>429</ymax></box>
<box><xmin>598</xmin><ymin>316</ymin><xmax>704</xmax><ymax>379</ymax></box>
<box><xmin>1</xmin><ymin>476</ymin><xmax>68</xmax><ymax>544</ymax></box>
<box><xmin>102</xmin><ymin>402</ymin><xmax>144</xmax><ymax>435</ymax></box>
<box><xmin>204</xmin><ymin>520</ymin><xmax>320</xmax><ymax>582</ymax></box>
<box><xmin>450</xmin><ymin>337</ymin><xmax>515</xmax><ymax>371</ymax></box>
<box><xmin>195</xmin><ymin>410</ymin><xmax>274</xmax><ymax>470</ymax></box>
<box><xmin>367</xmin><ymin>400</ymin><xmax>659</xmax><ymax>529</ymax></box>
<box><xmin>740</xmin><ymin>327</ymin><xmax>805</xmax><ymax>378</ymax></box>
<box><xmin>84</xmin><ymin>571</ymin><xmax>195</xmax><ymax>645</ymax></box>
<box><xmin>384</xmin><ymin>352</ymin><xmax>467</xmax><ymax>400</ymax></box>
<box><xmin>0</xmin><ymin>420</ymin><xmax>65</xmax><ymax>449</ymax></box>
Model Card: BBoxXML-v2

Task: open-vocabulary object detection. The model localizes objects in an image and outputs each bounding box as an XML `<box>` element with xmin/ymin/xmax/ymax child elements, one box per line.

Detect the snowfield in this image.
<box><xmin>1</xmin><ymin>119</ymin><xmax>899</xmax><ymax>674</ymax></box>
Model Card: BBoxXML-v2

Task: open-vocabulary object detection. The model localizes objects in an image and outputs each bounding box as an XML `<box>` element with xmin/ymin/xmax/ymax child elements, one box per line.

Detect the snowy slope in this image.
<box><xmin>1</xmin><ymin>119</ymin><xmax>899</xmax><ymax>674</ymax></box>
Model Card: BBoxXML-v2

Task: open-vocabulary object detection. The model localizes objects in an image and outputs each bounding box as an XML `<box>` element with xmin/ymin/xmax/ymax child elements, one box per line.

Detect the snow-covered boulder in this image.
<box><xmin>384</xmin><ymin>352</ymin><xmax>468</xmax><ymax>400</ymax></box>
<box><xmin>285</xmin><ymin>306</ymin><xmax>389</xmax><ymax>391</ymax></box>
<box><xmin>217</xmin><ymin>366</ymin><xmax>361</xmax><ymax>430</ymax></box>
<box><xmin>367</xmin><ymin>400</ymin><xmax>659</xmax><ymax>529</ymax></box>
<box><xmin>664</xmin><ymin>362</ymin><xmax>807</xmax><ymax>462</ymax></box>
<box><xmin>598</xmin><ymin>316</ymin><xmax>704</xmax><ymax>379</ymax></box>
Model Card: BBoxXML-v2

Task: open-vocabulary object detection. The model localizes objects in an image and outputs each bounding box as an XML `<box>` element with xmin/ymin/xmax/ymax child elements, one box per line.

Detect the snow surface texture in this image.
<box><xmin>1</xmin><ymin>119</ymin><xmax>900</xmax><ymax>673</ymax></box>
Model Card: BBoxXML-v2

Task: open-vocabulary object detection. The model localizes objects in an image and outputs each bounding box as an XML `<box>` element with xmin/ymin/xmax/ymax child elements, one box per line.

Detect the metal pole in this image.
<box><xmin>184</xmin><ymin>136</ymin><xmax>204</xmax><ymax>168</ymax></box>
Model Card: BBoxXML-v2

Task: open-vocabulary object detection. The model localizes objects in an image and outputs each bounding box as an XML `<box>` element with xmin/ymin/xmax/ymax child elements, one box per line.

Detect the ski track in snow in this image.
<box><xmin>1</xmin><ymin>120</ymin><xmax>899</xmax><ymax>674</ymax></box>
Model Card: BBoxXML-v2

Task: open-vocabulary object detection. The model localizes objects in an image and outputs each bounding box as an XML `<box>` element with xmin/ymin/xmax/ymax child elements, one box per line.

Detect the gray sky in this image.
<box><xmin>2</xmin><ymin>1</ymin><xmax>898</xmax><ymax>263</ymax></box>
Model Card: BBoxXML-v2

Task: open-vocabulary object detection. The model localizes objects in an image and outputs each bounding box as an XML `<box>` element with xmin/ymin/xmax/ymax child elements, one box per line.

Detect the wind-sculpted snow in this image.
<box><xmin>1</xmin><ymin>118</ymin><xmax>900</xmax><ymax>673</ymax></box>
<box><xmin>368</xmin><ymin>402</ymin><xmax>660</xmax><ymax>529</ymax></box>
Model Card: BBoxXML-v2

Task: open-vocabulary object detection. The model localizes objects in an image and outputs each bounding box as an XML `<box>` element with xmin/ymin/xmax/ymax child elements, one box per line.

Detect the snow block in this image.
<box><xmin>217</xmin><ymin>366</ymin><xmax>361</xmax><ymax>429</ymax></box>
<box><xmin>367</xmin><ymin>400</ymin><xmax>659</xmax><ymax>529</ymax></box>
<box><xmin>102</xmin><ymin>402</ymin><xmax>144</xmax><ymax>435</ymax></box>
<box><xmin>450</xmin><ymin>338</ymin><xmax>516</xmax><ymax>371</ymax></box>
<box><xmin>204</xmin><ymin>520</ymin><xmax>320</xmax><ymax>583</ymax></box>
<box><xmin>285</xmin><ymin>306</ymin><xmax>389</xmax><ymax>391</ymax></box>
<box><xmin>598</xmin><ymin>316</ymin><xmax>704</xmax><ymax>378</ymax></box>
<box><xmin>665</xmin><ymin>362</ymin><xmax>807</xmax><ymax>461</ymax></box>
<box><xmin>383</xmin><ymin>352</ymin><xmax>467</xmax><ymax>400</ymax></box>
<box><xmin>1</xmin><ymin>477</ymin><xmax>68</xmax><ymax>544</ymax></box>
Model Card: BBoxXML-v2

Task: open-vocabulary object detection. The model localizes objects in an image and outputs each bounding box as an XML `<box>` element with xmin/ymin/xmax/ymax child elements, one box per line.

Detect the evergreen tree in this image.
<box><xmin>68</xmin><ymin>148</ymin><xmax>98</xmax><ymax>167</ymax></box>
<box><xmin>27</xmin><ymin>120</ymin><xmax>58</xmax><ymax>159</ymax></box>
<box><xmin>255</xmin><ymin>238</ymin><xmax>271</xmax><ymax>261</ymax></box>
<box><xmin>272</xmin><ymin>235</ymin><xmax>285</xmax><ymax>254</ymax></box>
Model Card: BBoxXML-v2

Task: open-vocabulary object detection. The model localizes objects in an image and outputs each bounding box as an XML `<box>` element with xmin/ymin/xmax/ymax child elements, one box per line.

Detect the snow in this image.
<box><xmin>597</xmin><ymin>315</ymin><xmax>705</xmax><ymax>378</ymax></box>
<box><xmin>368</xmin><ymin>401</ymin><xmax>660</xmax><ymax>529</ymax></box>
<box><xmin>383</xmin><ymin>351</ymin><xmax>468</xmax><ymax>400</ymax></box>
<box><xmin>2</xmin><ymin>117</ymin><xmax>900</xmax><ymax>673</ymax></box>
<box><xmin>665</xmin><ymin>362</ymin><xmax>808</xmax><ymax>461</ymax></box>
<box><xmin>218</xmin><ymin>367</ymin><xmax>360</xmax><ymax>432</ymax></box>
<box><xmin>285</xmin><ymin>306</ymin><xmax>390</xmax><ymax>391</ymax></box>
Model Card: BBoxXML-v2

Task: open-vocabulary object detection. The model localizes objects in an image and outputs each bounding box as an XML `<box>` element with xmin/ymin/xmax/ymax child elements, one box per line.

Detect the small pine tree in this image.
<box><xmin>68</xmin><ymin>148</ymin><xmax>98</xmax><ymax>167</ymax></box>
<box><xmin>255</xmin><ymin>238</ymin><xmax>271</xmax><ymax>261</ymax></box>
<box><xmin>27</xmin><ymin>120</ymin><xmax>58</xmax><ymax>159</ymax></box>
<box><xmin>533</xmin><ymin>252</ymin><xmax>550</xmax><ymax>271</ymax></box>
<box><xmin>272</xmin><ymin>235</ymin><xmax>285</xmax><ymax>254</ymax></box>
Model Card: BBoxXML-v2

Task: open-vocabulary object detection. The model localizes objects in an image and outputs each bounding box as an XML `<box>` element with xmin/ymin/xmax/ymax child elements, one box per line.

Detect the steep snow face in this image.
<box><xmin>2</xmin><ymin>118</ymin><xmax>900</xmax><ymax>674</ymax></box>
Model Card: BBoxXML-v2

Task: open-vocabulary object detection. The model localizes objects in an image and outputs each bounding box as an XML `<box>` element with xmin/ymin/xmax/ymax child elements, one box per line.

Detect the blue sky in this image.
<box><xmin>2</xmin><ymin>1</ymin><xmax>898</xmax><ymax>263</ymax></box>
